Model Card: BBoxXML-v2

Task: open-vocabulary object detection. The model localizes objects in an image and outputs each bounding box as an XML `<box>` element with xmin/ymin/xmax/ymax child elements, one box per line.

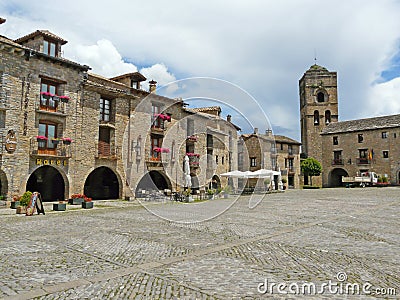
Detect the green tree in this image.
<box><xmin>301</xmin><ymin>157</ymin><xmax>322</xmax><ymax>186</ymax></box>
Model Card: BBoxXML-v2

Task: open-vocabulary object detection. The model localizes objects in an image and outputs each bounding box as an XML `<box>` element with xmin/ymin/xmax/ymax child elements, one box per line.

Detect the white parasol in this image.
<box><xmin>184</xmin><ymin>155</ymin><xmax>192</xmax><ymax>187</ymax></box>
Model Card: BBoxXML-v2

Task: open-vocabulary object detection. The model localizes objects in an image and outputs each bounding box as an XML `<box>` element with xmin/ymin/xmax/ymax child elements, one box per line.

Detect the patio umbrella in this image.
<box><xmin>184</xmin><ymin>155</ymin><xmax>192</xmax><ymax>188</ymax></box>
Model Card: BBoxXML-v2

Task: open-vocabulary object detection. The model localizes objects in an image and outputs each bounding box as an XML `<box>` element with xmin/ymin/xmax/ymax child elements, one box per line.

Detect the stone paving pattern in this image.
<box><xmin>0</xmin><ymin>188</ymin><xmax>399</xmax><ymax>299</ymax></box>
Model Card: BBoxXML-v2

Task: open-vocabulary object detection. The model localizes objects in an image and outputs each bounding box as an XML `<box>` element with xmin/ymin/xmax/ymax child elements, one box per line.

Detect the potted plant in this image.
<box><xmin>183</xmin><ymin>188</ymin><xmax>193</xmax><ymax>203</ymax></box>
<box><xmin>62</xmin><ymin>137</ymin><xmax>73</xmax><ymax>145</ymax></box>
<box><xmin>16</xmin><ymin>191</ymin><xmax>32</xmax><ymax>214</ymax></box>
<box><xmin>69</xmin><ymin>194</ymin><xmax>85</xmax><ymax>205</ymax></box>
<box><xmin>207</xmin><ymin>189</ymin><xmax>215</xmax><ymax>200</ymax></box>
<box><xmin>281</xmin><ymin>178</ymin><xmax>287</xmax><ymax>190</ymax></box>
<box><xmin>82</xmin><ymin>196</ymin><xmax>93</xmax><ymax>209</ymax></box>
<box><xmin>51</xmin><ymin>138</ymin><xmax>61</xmax><ymax>145</ymax></box>
<box><xmin>59</xmin><ymin>95</ymin><xmax>70</xmax><ymax>103</ymax></box>
<box><xmin>10</xmin><ymin>195</ymin><xmax>20</xmax><ymax>209</ymax></box>
<box><xmin>36</xmin><ymin>135</ymin><xmax>48</xmax><ymax>148</ymax></box>
<box><xmin>53</xmin><ymin>200</ymin><xmax>66</xmax><ymax>211</ymax></box>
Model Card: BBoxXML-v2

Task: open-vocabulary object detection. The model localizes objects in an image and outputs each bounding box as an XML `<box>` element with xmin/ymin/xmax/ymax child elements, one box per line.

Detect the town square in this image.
<box><xmin>0</xmin><ymin>188</ymin><xmax>399</xmax><ymax>299</ymax></box>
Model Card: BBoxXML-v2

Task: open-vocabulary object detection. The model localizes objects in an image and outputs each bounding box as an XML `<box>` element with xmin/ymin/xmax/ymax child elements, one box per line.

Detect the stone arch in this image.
<box><xmin>26</xmin><ymin>165</ymin><xmax>67</xmax><ymax>201</ymax></box>
<box><xmin>329</xmin><ymin>168</ymin><xmax>349</xmax><ymax>187</ymax></box>
<box><xmin>84</xmin><ymin>166</ymin><xmax>120</xmax><ymax>200</ymax></box>
<box><xmin>0</xmin><ymin>169</ymin><xmax>8</xmax><ymax>198</ymax></box>
<box><xmin>135</xmin><ymin>170</ymin><xmax>172</xmax><ymax>195</ymax></box>
<box><xmin>209</xmin><ymin>175</ymin><xmax>221</xmax><ymax>190</ymax></box>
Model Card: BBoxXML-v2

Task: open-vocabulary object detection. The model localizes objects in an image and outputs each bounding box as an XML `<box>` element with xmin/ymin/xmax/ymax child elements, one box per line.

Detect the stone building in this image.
<box><xmin>299</xmin><ymin>64</ymin><xmax>400</xmax><ymax>186</ymax></box>
<box><xmin>0</xmin><ymin>25</ymin><xmax>240</xmax><ymax>201</ymax></box>
<box><xmin>321</xmin><ymin>115</ymin><xmax>400</xmax><ymax>186</ymax></box>
<box><xmin>238</xmin><ymin>129</ymin><xmax>301</xmax><ymax>189</ymax></box>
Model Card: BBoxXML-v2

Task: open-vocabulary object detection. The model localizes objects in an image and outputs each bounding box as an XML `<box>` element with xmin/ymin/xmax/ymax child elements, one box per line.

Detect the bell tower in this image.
<box><xmin>299</xmin><ymin>64</ymin><xmax>338</xmax><ymax>163</ymax></box>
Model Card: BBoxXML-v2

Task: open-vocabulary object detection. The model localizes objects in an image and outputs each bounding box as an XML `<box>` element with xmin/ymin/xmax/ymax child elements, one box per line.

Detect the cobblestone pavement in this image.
<box><xmin>0</xmin><ymin>188</ymin><xmax>399</xmax><ymax>299</ymax></box>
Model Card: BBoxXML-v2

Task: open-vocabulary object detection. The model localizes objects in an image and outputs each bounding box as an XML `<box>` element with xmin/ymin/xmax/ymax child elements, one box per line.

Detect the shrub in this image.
<box><xmin>20</xmin><ymin>191</ymin><xmax>32</xmax><ymax>207</ymax></box>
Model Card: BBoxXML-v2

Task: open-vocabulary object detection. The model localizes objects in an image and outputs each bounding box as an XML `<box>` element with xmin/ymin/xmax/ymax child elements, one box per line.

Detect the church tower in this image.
<box><xmin>299</xmin><ymin>64</ymin><xmax>338</xmax><ymax>164</ymax></box>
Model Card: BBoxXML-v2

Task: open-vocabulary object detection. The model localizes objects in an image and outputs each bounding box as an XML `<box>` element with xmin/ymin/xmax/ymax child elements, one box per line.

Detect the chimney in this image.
<box><xmin>265</xmin><ymin>128</ymin><xmax>272</xmax><ymax>136</ymax></box>
<box><xmin>227</xmin><ymin>114</ymin><xmax>232</xmax><ymax>122</ymax></box>
<box><xmin>0</xmin><ymin>18</ymin><xmax>6</xmax><ymax>25</ymax></box>
<box><xmin>254</xmin><ymin>127</ymin><xmax>258</xmax><ymax>134</ymax></box>
<box><xmin>149</xmin><ymin>80</ymin><xmax>157</xmax><ymax>93</ymax></box>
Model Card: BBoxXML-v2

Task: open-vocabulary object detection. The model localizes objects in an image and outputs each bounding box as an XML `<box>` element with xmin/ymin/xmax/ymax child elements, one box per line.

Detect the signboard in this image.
<box><xmin>36</xmin><ymin>158</ymin><xmax>68</xmax><ymax>166</ymax></box>
<box><xmin>26</xmin><ymin>192</ymin><xmax>45</xmax><ymax>216</ymax></box>
<box><xmin>5</xmin><ymin>129</ymin><xmax>17</xmax><ymax>153</ymax></box>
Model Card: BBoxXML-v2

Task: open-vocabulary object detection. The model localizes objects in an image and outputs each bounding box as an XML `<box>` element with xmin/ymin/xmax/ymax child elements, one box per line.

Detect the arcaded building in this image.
<box><xmin>299</xmin><ymin>64</ymin><xmax>400</xmax><ymax>186</ymax></box>
<box><xmin>0</xmin><ymin>25</ymin><xmax>240</xmax><ymax>201</ymax></box>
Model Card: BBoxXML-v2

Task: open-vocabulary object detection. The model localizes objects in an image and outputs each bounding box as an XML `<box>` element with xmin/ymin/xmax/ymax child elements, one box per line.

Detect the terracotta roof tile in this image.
<box><xmin>15</xmin><ymin>30</ymin><xmax>67</xmax><ymax>45</ymax></box>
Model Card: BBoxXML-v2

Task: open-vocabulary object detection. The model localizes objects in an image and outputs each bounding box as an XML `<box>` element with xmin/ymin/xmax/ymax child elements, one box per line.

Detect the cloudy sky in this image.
<box><xmin>1</xmin><ymin>0</ymin><xmax>400</xmax><ymax>139</ymax></box>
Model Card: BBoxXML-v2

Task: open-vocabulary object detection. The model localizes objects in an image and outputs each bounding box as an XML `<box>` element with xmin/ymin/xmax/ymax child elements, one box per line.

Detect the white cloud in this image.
<box><xmin>68</xmin><ymin>39</ymin><xmax>137</xmax><ymax>77</ymax></box>
<box><xmin>139</xmin><ymin>64</ymin><xmax>176</xmax><ymax>91</ymax></box>
<box><xmin>365</xmin><ymin>78</ymin><xmax>400</xmax><ymax>116</ymax></box>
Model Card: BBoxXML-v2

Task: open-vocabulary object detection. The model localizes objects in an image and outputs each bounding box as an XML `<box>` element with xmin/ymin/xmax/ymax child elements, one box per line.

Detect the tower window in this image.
<box><xmin>325</xmin><ymin>110</ymin><xmax>331</xmax><ymax>124</ymax></box>
<box><xmin>381</xmin><ymin>132</ymin><xmax>388</xmax><ymax>139</ymax></box>
<box><xmin>358</xmin><ymin>134</ymin><xmax>364</xmax><ymax>143</ymax></box>
<box><xmin>333</xmin><ymin>136</ymin><xmax>338</xmax><ymax>145</ymax></box>
<box><xmin>383</xmin><ymin>150</ymin><xmax>389</xmax><ymax>158</ymax></box>
<box><xmin>314</xmin><ymin>111</ymin><xmax>320</xmax><ymax>125</ymax></box>
<box><xmin>317</xmin><ymin>92</ymin><xmax>325</xmax><ymax>103</ymax></box>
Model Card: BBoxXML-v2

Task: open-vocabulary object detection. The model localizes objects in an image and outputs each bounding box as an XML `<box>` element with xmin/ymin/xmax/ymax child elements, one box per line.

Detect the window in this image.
<box><xmin>325</xmin><ymin>110</ymin><xmax>331</xmax><ymax>124</ymax></box>
<box><xmin>250</xmin><ymin>157</ymin><xmax>256</xmax><ymax>167</ymax></box>
<box><xmin>271</xmin><ymin>157</ymin><xmax>276</xmax><ymax>169</ymax></box>
<box><xmin>317</xmin><ymin>92</ymin><xmax>325</xmax><ymax>103</ymax></box>
<box><xmin>38</xmin><ymin>122</ymin><xmax>57</xmax><ymax>149</ymax></box>
<box><xmin>151</xmin><ymin>103</ymin><xmax>163</xmax><ymax>128</ymax></box>
<box><xmin>43</xmin><ymin>40</ymin><xmax>57</xmax><ymax>57</ymax></box>
<box><xmin>288</xmin><ymin>158</ymin><xmax>294</xmax><ymax>171</ymax></box>
<box><xmin>359</xmin><ymin>149</ymin><xmax>368</xmax><ymax>159</ymax></box>
<box><xmin>383</xmin><ymin>150</ymin><xmax>389</xmax><ymax>158</ymax></box>
<box><xmin>100</xmin><ymin>98</ymin><xmax>111</xmax><ymax>122</ymax></box>
<box><xmin>222</xmin><ymin>156</ymin><xmax>224</xmax><ymax>165</ymax></box>
<box><xmin>381</xmin><ymin>132</ymin><xmax>388</xmax><ymax>139</ymax></box>
<box><xmin>314</xmin><ymin>110</ymin><xmax>319</xmax><ymax>125</ymax></box>
<box><xmin>333</xmin><ymin>136</ymin><xmax>338</xmax><ymax>145</ymax></box>
<box><xmin>288</xmin><ymin>145</ymin><xmax>293</xmax><ymax>155</ymax></box>
<box><xmin>40</xmin><ymin>80</ymin><xmax>58</xmax><ymax>111</ymax></box>
<box><xmin>187</xmin><ymin>119</ymin><xmax>194</xmax><ymax>137</ymax></box>
<box><xmin>216</xmin><ymin>155</ymin><xmax>219</xmax><ymax>165</ymax></box>
<box><xmin>0</xmin><ymin>110</ymin><xmax>5</xmax><ymax>128</ymax></box>
<box><xmin>238</xmin><ymin>152</ymin><xmax>243</xmax><ymax>166</ymax></box>
<box><xmin>394</xmin><ymin>133</ymin><xmax>397</xmax><ymax>138</ymax></box>
<box><xmin>280</xmin><ymin>143</ymin><xmax>284</xmax><ymax>150</ymax></box>
<box><xmin>151</xmin><ymin>136</ymin><xmax>162</xmax><ymax>160</ymax></box>
<box><xmin>358</xmin><ymin>134</ymin><xmax>363</xmax><ymax>143</ymax></box>
<box><xmin>333</xmin><ymin>150</ymin><xmax>343</xmax><ymax>165</ymax></box>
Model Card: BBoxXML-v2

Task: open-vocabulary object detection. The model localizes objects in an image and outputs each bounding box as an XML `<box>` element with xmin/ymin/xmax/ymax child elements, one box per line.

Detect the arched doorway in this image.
<box><xmin>0</xmin><ymin>170</ymin><xmax>8</xmax><ymax>197</ymax></box>
<box><xmin>136</xmin><ymin>170</ymin><xmax>171</xmax><ymax>195</ymax></box>
<box><xmin>84</xmin><ymin>167</ymin><xmax>119</xmax><ymax>200</ymax></box>
<box><xmin>26</xmin><ymin>166</ymin><xmax>65</xmax><ymax>201</ymax></box>
<box><xmin>209</xmin><ymin>175</ymin><xmax>221</xmax><ymax>190</ymax></box>
<box><xmin>329</xmin><ymin>168</ymin><xmax>349</xmax><ymax>187</ymax></box>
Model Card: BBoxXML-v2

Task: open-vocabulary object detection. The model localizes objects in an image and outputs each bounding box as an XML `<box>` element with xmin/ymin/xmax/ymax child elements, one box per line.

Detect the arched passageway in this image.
<box><xmin>84</xmin><ymin>167</ymin><xmax>119</xmax><ymax>200</ymax></box>
<box><xmin>26</xmin><ymin>166</ymin><xmax>65</xmax><ymax>201</ymax></box>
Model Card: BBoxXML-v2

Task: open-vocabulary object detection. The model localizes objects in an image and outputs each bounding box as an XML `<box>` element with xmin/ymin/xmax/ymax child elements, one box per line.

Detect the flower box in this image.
<box><xmin>62</xmin><ymin>138</ymin><xmax>73</xmax><ymax>145</ymax></box>
<box><xmin>68</xmin><ymin>198</ymin><xmax>84</xmax><ymax>205</ymax></box>
<box><xmin>59</xmin><ymin>95</ymin><xmax>69</xmax><ymax>103</ymax></box>
<box><xmin>153</xmin><ymin>147</ymin><xmax>170</xmax><ymax>153</ymax></box>
<box><xmin>82</xmin><ymin>201</ymin><xmax>93</xmax><ymax>209</ymax></box>
<box><xmin>36</xmin><ymin>136</ymin><xmax>48</xmax><ymax>141</ymax></box>
<box><xmin>10</xmin><ymin>201</ymin><xmax>20</xmax><ymax>209</ymax></box>
<box><xmin>51</xmin><ymin>138</ymin><xmax>61</xmax><ymax>145</ymax></box>
<box><xmin>53</xmin><ymin>203</ymin><xmax>66</xmax><ymax>211</ymax></box>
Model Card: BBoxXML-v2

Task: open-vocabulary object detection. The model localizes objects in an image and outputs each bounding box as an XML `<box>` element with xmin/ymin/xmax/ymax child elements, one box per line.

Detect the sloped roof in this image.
<box><xmin>321</xmin><ymin>114</ymin><xmax>400</xmax><ymax>135</ymax></box>
<box><xmin>306</xmin><ymin>64</ymin><xmax>328</xmax><ymax>72</ymax></box>
<box><xmin>15</xmin><ymin>30</ymin><xmax>68</xmax><ymax>45</ymax></box>
<box><xmin>191</xmin><ymin>106</ymin><xmax>221</xmax><ymax>113</ymax></box>
<box><xmin>110</xmin><ymin>72</ymin><xmax>146</xmax><ymax>82</ymax></box>
<box><xmin>274</xmin><ymin>135</ymin><xmax>301</xmax><ymax>145</ymax></box>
